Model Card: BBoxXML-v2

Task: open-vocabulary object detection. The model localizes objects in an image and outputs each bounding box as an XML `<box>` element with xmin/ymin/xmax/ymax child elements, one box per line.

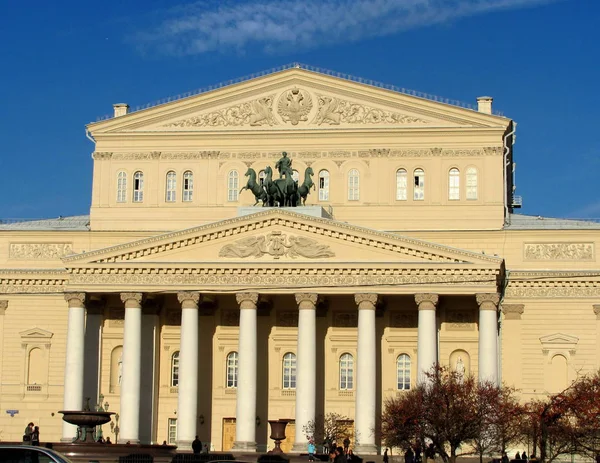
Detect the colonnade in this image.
<box><xmin>61</xmin><ymin>291</ymin><xmax>500</xmax><ymax>452</ymax></box>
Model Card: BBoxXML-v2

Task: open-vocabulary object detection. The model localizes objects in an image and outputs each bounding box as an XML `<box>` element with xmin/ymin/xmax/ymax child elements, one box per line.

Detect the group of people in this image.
<box><xmin>22</xmin><ymin>422</ymin><xmax>40</xmax><ymax>445</ymax></box>
<box><xmin>95</xmin><ymin>436</ymin><xmax>113</xmax><ymax>443</ymax></box>
<box><xmin>513</xmin><ymin>451</ymin><xmax>537</xmax><ymax>462</ymax></box>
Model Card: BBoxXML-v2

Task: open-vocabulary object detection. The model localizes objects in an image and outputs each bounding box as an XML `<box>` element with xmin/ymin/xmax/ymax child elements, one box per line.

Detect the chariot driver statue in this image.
<box><xmin>275</xmin><ymin>151</ymin><xmax>293</xmax><ymax>179</ymax></box>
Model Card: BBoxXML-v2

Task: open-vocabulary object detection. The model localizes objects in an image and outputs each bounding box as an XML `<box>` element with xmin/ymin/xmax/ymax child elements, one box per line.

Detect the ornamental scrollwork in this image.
<box><xmin>164</xmin><ymin>95</ymin><xmax>278</xmax><ymax>127</ymax></box>
<box><xmin>312</xmin><ymin>94</ymin><xmax>428</xmax><ymax>125</ymax></box>
<box><xmin>524</xmin><ymin>243</ymin><xmax>594</xmax><ymax>261</ymax></box>
<box><xmin>219</xmin><ymin>233</ymin><xmax>335</xmax><ymax>259</ymax></box>
<box><xmin>10</xmin><ymin>243</ymin><xmax>73</xmax><ymax>260</ymax></box>
<box><xmin>278</xmin><ymin>88</ymin><xmax>312</xmax><ymax>125</ymax></box>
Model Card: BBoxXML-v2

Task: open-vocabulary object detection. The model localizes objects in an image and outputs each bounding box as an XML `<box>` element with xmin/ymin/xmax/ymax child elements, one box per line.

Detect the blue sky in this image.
<box><xmin>1</xmin><ymin>0</ymin><xmax>598</xmax><ymax>220</ymax></box>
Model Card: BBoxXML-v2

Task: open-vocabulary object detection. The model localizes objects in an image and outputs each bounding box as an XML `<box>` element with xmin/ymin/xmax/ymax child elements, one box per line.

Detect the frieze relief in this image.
<box><xmin>390</xmin><ymin>311</ymin><xmax>417</xmax><ymax>328</ymax></box>
<box><xmin>334</xmin><ymin>312</ymin><xmax>358</xmax><ymax>327</ymax></box>
<box><xmin>277</xmin><ymin>311</ymin><xmax>299</xmax><ymax>327</ymax></box>
<box><xmin>10</xmin><ymin>243</ymin><xmax>73</xmax><ymax>260</ymax></box>
<box><xmin>219</xmin><ymin>232</ymin><xmax>335</xmax><ymax>259</ymax></box>
<box><xmin>445</xmin><ymin>311</ymin><xmax>474</xmax><ymax>330</ymax></box>
<box><xmin>312</xmin><ymin>94</ymin><xmax>429</xmax><ymax>125</ymax></box>
<box><xmin>164</xmin><ymin>95</ymin><xmax>278</xmax><ymax>128</ymax></box>
<box><xmin>524</xmin><ymin>243</ymin><xmax>594</xmax><ymax>261</ymax></box>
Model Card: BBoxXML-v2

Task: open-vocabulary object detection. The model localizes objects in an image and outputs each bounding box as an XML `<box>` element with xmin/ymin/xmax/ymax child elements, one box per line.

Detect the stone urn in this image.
<box><xmin>267</xmin><ymin>419</ymin><xmax>290</xmax><ymax>454</ymax></box>
<box><xmin>59</xmin><ymin>410</ymin><xmax>114</xmax><ymax>443</ymax></box>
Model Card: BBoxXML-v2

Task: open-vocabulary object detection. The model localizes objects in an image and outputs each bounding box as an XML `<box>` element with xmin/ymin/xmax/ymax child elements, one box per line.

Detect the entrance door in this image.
<box><xmin>222</xmin><ymin>418</ymin><xmax>236</xmax><ymax>451</ymax></box>
<box><xmin>280</xmin><ymin>421</ymin><xmax>295</xmax><ymax>453</ymax></box>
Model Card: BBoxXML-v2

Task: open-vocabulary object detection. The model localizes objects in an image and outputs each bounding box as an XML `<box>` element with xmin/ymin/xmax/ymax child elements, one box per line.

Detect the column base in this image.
<box><xmin>232</xmin><ymin>440</ymin><xmax>257</xmax><ymax>451</ymax></box>
<box><xmin>118</xmin><ymin>438</ymin><xmax>141</xmax><ymax>445</ymax></box>
<box><xmin>177</xmin><ymin>439</ymin><xmax>193</xmax><ymax>451</ymax></box>
<box><xmin>291</xmin><ymin>443</ymin><xmax>308</xmax><ymax>453</ymax></box>
<box><xmin>60</xmin><ymin>437</ymin><xmax>75</xmax><ymax>443</ymax></box>
<box><xmin>354</xmin><ymin>443</ymin><xmax>378</xmax><ymax>455</ymax></box>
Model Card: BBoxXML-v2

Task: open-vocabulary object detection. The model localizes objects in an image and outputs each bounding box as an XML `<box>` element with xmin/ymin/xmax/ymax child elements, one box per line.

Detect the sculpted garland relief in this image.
<box><xmin>524</xmin><ymin>243</ymin><xmax>594</xmax><ymax>261</ymax></box>
<box><xmin>10</xmin><ymin>243</ymin><xmax>73</xmax><ymax>260</ymax></box>
<box><xmin>218</xmin><ymin>233</ymin><xmax>335</xmax><ymax>259</ymax></box>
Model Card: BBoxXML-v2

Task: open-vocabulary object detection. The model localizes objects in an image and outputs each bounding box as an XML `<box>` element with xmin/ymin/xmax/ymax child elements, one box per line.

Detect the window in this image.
<box><xmin>110</xmin><ymin>346</ymin><xmax>123</xmax><ymax>393</ymax></box>
<box><xmin>466</xmin><ymin>167</ymin><xmax>478</xmax><ymax>200</ymax></box>
<box><xmin>183</xmin><ymin>171</ymin><xmax>193</xmax><ymax>202</ymax></box>
<box><xmin>133</xmin><ymin>171</ymin><xmax>144</xmax><ymax>202</ymax></box>
<box><xmin>27</xmin><ymin>348</ymin><xmax>44</xmax><ymax>385</ymax></box>
<box><xmin>413</xmin><ymin>169</ymin><xmax>425</xmax><ymax>200</ymax></box>
<box><xmin>228</xmin><ymin>170</ymin><xmax>239</xmax><ymax>202</ymax></box>
<box><xmin>117</xmin><ymin>171</ymin><xmax>127</xmax><ymax>203</ymax></box>
<box><xmin>319</xmin><ymin>170</ymin><xmax>330</xmax><ymax>201</ymax></box>
<box><xmin>348</xmin><ymin>169</ymin><xmax>359</xmax><ymax>201</ymax></box>
<box><xmin>396</xmin><ymin>169</ymin><xmax>407</xmax><ymax>200</ymax></box>
<box><xmin>171</xmin><ymin>351</ymin><xmax>179</xmax><ymax>387</ymax></box>
<box><xmin>168</xmin><ymin>418</ymin><xmax>177</xmax><ymax>445</ymax></box>
<box><xmin>397</xmin><ymin>354</ymin><xmax>411</xmax><ymax>390</ymax></box>
<box><xmin>449</xmin><ymin>168</ymin><xmax>460</xmax><ymax>200</ymax></box>
<box><xmin>339</xmin><ymin>353</ymin><xmax>354</xmax><ymax>390</ymax></box>
<box><xmin>282</xmin><ymin>352</ymin><xmax>297</xmax><ymax>389</ymax></box>
<box><xmin>166</xmin><ymin>171</ymin><xmax>177</xmax><ymax>202</ymax></box>
<box><xmin>226</xmin><ymin>352</ymin><xmax>238</xmax><ymax>388</ymax></box>
<box><xmin>259</xmin><ymin>170</ymin><xmax>267</xmax><ymax>187</ymax></box>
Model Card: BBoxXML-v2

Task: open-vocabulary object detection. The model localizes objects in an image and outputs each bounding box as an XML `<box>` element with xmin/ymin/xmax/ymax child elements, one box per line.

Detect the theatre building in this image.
<box><xmin>1</xmin><ymin>65</ymin><xmax>599</xmax><ymax>452</ymax></box>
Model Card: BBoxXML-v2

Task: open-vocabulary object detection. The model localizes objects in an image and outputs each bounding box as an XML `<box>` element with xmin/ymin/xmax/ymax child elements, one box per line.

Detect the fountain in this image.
<box><xmin>267</xmin><ymin>419</ymin><xmax>290</xmax><ymax>454</ymax></box>
<box><xmin>59</xmin><ymin>410</ymin><xmax>114</xmax><ymax>443</ymax></box>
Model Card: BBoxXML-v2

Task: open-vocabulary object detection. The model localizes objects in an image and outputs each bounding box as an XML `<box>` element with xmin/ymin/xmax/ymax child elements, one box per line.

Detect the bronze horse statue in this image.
<box><xmin>240</xmin><ymin>168</ymin><xmax>268</xmax><ymax>206</ymax></box>
<box><xmin>264</xmin><ymin>166</ymin><xmax>298</xmax><ymax>207</ymax></box>
<box><xmin>297</xmin><ymin>167</ymin><xmax>315</xmax><ymax>206</ymax></box>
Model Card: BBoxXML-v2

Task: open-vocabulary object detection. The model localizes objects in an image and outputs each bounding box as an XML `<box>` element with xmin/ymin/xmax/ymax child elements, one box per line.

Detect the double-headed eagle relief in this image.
<box><xmin>239</xmin><ymin>152</ymin><xmax>315</xmax><ymax>208</ymax></box>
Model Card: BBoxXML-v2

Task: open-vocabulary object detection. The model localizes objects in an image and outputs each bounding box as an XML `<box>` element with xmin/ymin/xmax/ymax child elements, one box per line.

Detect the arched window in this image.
<box><xmin>133</xmin><ymin>171</ymin><xmax>144</xmax><ymax>202</ymax></box>
<box><xmin>27</xmin><ymin>348</ymin><xmax>44</xmax><ymax>385</ymax></box>
<box><xmin>319</xmin><ymin>170</ymin><xmax>330</xmax><ymax>201</ymax></box>
<box><xmin>259</xmin><ymin>170</ymin><xmax>267</xmax><ymax>187</ymax></box>
<box><xmin>397</xmin><ymin>354</ymin><xmax>411</xmax><ymax>390</ymax></box>
<box><xmin>171</xmin><ymin>351</ymin><xmax>180</xmax><ymax>387</ymax></box>
<box><xmin>117</xmin><ymin>171</ymin><xmax>127</xmax><ymax>203</ymax></box>
<box><xmin>282</xmin><ymin>352</ymin><xmax>297</xmax><ymax>389</ymax></box>
<box><xmin>110</xmin><ymin>346</ymin><xmax>123</xmax><ymax>393</ymax></box>
<box><xmin>466</xmin><ymin>167</ymin><xmax>478</xmax><ymax>200</ymax></box>
<box><xmin>228</xmin><ymin>170</ymin><xmax>239</xmax><ymax>202</ymax></box>
<box><xmin>396</xmin><ymin>169</ymin><xmax>407</xmax><ymax>200</ymax></box>
<box><xmin>182</xmin><ymin>171</ymin><xmax>193</xmax><ymax>202</ymax></box>
<box><xmin>166</xmin><ymin>171</ymin><xmax>177</xmax><ymax>202</ymax></box>
<box><xmin>339</xmin><ymin>353</ymin><xmax>354</xmax><ymax>390</ymax></box>
<box><xmin>292</xmin><ymin>170</ymin><xmax>300</xmax><ymax>183</ymax></box>
<box><xmin>348</xmin><ymin>169</ymin><xmax>359</xmax><ymax>201</ymax></box>
<box><xmin>226</xmin><ymin>352</ymin><xmax>238</xmax><ymax>388</ymax></box>
<box><xmin>449</xmin><ymin>168</ymin><xmax>460</xmax><ymax>200</ymax></box>
<box><xmin>413</xmin><ymin>169</ymin><xmax>425</xmax><ymax>200</ymax></box>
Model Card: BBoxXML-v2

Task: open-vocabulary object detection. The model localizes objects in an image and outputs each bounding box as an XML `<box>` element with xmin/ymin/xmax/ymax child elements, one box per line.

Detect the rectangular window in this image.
<box><xmin>168</xmin><ymin>418</ymin><xmax>177</xmax><ymax>445</ymax></box>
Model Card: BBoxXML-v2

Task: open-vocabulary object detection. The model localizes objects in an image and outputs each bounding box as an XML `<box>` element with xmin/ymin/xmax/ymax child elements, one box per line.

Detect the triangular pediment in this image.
<box><xmin>88</xmin><ymin>67</ymin><xmax>508</xmax><ymax>134</ymax></box>
<box><xmin>20</xmin><ymin>327</ymin><xmax>54</xmax><ymax>340</ymax></box>
<box><xmin>539</xmin><ymin>333</ymin><xmax>579</xmax><ymax>346</ymax></box>
<box><xmin>65</xmin><ymin>209</ymin><xmax>501</xmax><ymax>267</ymax></box>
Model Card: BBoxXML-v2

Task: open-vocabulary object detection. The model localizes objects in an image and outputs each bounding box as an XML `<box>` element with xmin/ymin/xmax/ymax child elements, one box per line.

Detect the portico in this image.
<box><xmin>60</xmin><ymin>208</ymin><xmax>503</xmax><ymax>451</ymax></box>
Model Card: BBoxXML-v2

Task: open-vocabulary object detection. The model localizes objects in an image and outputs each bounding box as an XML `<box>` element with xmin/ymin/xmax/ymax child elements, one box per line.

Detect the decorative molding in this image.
<box><xmin>92</xmin><ymin>151</ymin><xmax>113</xmax><ymax>160</ymax></box>
<box><xmin>540</xmin><ymin>332</ymin><xmax>579</xmax><ymax>363</ymax></box>
<box><xmin>501</xmin><ymin>304</ymin><xmax>525</xmax><ymax>320</ymax></box>
<box><xmin>312</xmin><ymin>94</ymin><xmax>428</xmax><ymax>125</ymax></box>
<box><xmin>355</xmin><ymin>293</ymin><xmax>378</xmax><ymax>309</ymax></box>
<box><xmin>476</xmin><ymin>293</ymin><xmax>500</xmax><ymax>309</ymax></box>
<box><xmin>120</xmin><ymin>292</ymin><xmax>143</xmax><ymax>307</ymax></box>
<box><xmin>295</xmin><ymin>293</ymin><xmax>318</xmax><ymax>309</ymax></box>
<box><xmin>334</xmin><ymin>312</ymin><xmax>358</xmax><ymax>327</ymax></box>
<box><xmin>177</xmin><ymin>291</ymin><xmax>200</xmax><ymax>307</ymax></box>
<box><xmin>446</xmin><ymin>310</ymin><xmax>474</xmax><ymax>330</ymax></box>
<box><xmin>593</xmin><ymin>305</ymin><xmax>600</xmax><ymax>320</ymax></box>
<box><xmin>112</xmin><ymin>152</ymin><xmax>155</xmax><ymax>160</ymax></box>
<box><xmin>164</xmin><ymin>95</ymin><xmax>278</xmax><ymax>127</ymax></box>
<box><xmin>219</xmin><ymin>232</ymin><xmax>335</xmax><ymax>259</ymax></box>
<box><xmin>390</xmin><ymin>311</ymin><xmax>417</xmax><ymax>328</ymax></box>
<box><xmin>277</xmin><ymin>311</ymin><xmax>298</xmax><ymax>327</ymax></box>
<box><xmin>108</xmin><ymin>307</ymin><xmax>124</xmax><ymax>327</ymax></box>
<box><xmin>0</xmin><ymin>300</ymin><xmax>7</xmax><ymax>315</ymax></box>
<box><xmin>236</xmin><ymin>292</ymin><xmax>259</xmax><ymax>308</ymax></box>
<box><xmin>415</xmin><ymin>293</ymin><xmax>439</xmax><ymax>309</ymax></box>
<box><xmin>9</xmin><ymin>243</ymin><xmax>73</xmax><ymax>260</ymax></box>
<box><xmin>64</xmin><ymin>292</ymin><xmax>85</xmax><ymax>307</ymax></box>
<box><xmin>278</xmin><ymin>88</ymin><xmax>312</xmax><ymax>125</ymax></box>
<box><xmin>524</xmin><ymin>243</ymin><xmax>594</xmax><ymax>261</ymax></box>
<box><xmin>161</xmin><ymin>151</ymin><xmax>220</xmax><ymax>160</ymax></box>
<box><xmin>506</xmin><ymin>272</ymin><xmax>600</xmax><ymax>297</ymax></box>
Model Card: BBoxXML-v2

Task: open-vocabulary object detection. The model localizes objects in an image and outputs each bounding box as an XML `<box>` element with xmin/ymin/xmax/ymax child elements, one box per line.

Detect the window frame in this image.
<box><xmin>171</xmin><ymin>351</ymin><xmax>179</xmax><ymax>387</ymax></box>
<box><xmin>413</xmin><ymin>168</ymin><xmax>425</xmax><ymax>201</ymax></box>
<box><xmin>226</xmin><ymin>351</ymin><xmax>239</xmax><ymax>388</ymax></box>
<box><xmin>396</xmin><ymin>168</ymin><xmax>407</xmax><ymax>201</ymax></box>
<box><xmin>282</xmin><ymin>352</ymin><xmax>297</xmax><ymax>389</ymax></box>
<box><xmin>168</xmin><ymin>418</ymin><xmax>177</xmax><ymax>445</ymax></box>
<box><xmin>228</xmin><ymin>170</ymin><xmax>239</xmax><ymax>202</ymax></box>
<box><xmin>166</xmin><ymin>171</ymin><xmax>177</xmax><ymax>202</ymax></box>
<box><xmin>448</xmin><ymin>168</ymin><xmax>460</xmax><ymax>201</ymax></box>
<box><xmin>182</xmin><ymin>170</ymin><xmax>193</xmax><ymax>202</ymax></box>
<box><xmin>347</xmin><ymin>169</ymin><xmax>359</xmax><ymax>201</ymax></box>
<box><xmin>396</xmin><ymin>353</ymin><xmax>411</xmax><ymax>390</ymax></box>
<box><xmin>133</xmin><ymin>171</ymin><xmax>144</xmax><ymax>203</ymax></box>
<box><xmin>117</xmin><ymin>171</ymin><xmax>127</xmax><ymax>203</ymax></box>
<box><xmin>318</xmin><ymin>170</ymin><xmax>330</xmax><ymax>201</ymax></box>
<box><xmin>339</xmin><ymin>353</ymin><xmax>354</xmax><ymax>390</ymax></box>
<box><xmin>466</xmin><ymin>167</ymin><xmax>478</xmax><ymax>200</ymax></box>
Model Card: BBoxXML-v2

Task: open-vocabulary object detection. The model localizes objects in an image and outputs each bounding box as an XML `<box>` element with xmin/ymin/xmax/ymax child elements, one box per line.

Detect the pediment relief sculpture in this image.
<box><xmin>219</xmin><ymin>232</ymin><xmax>335</xmax><ymax>259</ymax></box>
<box><xmin>277</xmin><ymin>87</ymin><xmax>313</xmax><ymax>125</ymax></box>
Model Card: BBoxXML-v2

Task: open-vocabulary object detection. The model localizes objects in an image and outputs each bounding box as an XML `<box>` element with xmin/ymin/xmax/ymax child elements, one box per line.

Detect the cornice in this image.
<box><xmin>506</xmin><ymin>271</ymin><xmax>600</xmax><ymax>297</ymax></box>
<box><xmin>0</xmin><ymin>269</ymin><xmax>68</xmax><ymax>293</ymax></box>
<box><xmin>63</xmin><ymin>209</ymin><xmax>502</xmax><ymax>265</ymax></box>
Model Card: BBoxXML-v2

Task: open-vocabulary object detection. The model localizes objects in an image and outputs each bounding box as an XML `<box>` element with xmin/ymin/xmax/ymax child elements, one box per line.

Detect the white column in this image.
<box><xmin>477</xmin><ymin>293</ymin><xmax>500</xmax><ymax>384</ymax></box>
<box><xmin>233</xmin><ymin>292</ymin><xmax>258</xmax><ymax>451</ymax></box>
<box><xmin>119</xmin><ymin>292</ymin><xmax>143</xmax><ymax>444</ymax></box>
<box><xmin>176</xmin><ymin>292</ymin><xmax>200</xmax><ymax>450</ymax></box>
<box><xmin>62</xmin><ymin>293</ymin><xmax>86</xmax><ymax>441</ymax></box>
<box><xmin>292</xmin><ymin>293</ymin><xmax>318</xmax><ymax>452</ymax></box>
<box><xmin>354</xmin><ymin>293</ymin><xmax>378</xmax><ymax>455</ymax></box>
<box><xmin>416</xmin><ymin>293</ymin><xmax>439</xmax><ymax>384</ymax></box>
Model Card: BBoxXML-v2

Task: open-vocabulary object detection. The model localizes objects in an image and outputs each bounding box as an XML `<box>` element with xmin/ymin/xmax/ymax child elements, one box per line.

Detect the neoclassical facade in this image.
<box><xmin>1</xmin><ymin>65</ymin><xmax>599</xmax><ymax>452</ymax></box>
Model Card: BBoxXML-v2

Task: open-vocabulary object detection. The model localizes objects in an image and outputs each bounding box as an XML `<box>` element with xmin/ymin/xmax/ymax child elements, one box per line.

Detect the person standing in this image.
<box><xmin>23</xmin><ymin>422</ymin><xmax>34</xmax><ymax>444</ymax></box>
<box><xmin>384</xmin><ymin>448</ymin><xmax>390</xmax><ymax>463</ymax></box>
<box><xmin>31</xmin><ymin>426</ymin><xmax>40</xmax><ymax>446</ymax></box>
<box><xmin>192</xmin><ymin>435</ymin><xmax>202</xmax><ymax>454</ymax></box>
<box><xmin>308</xmin><ymin>438</ymin><xmax>316</xmax><ymax>462</ymax></box>
<box><xmin>425</xmin><ymin>444</ymin><xmax>435</xmax><ymax>463</ymax></box>
<box><xmin>405</xmin><ymin>447</ymin><xmax>415</xmax><ymax>463</ymax></box>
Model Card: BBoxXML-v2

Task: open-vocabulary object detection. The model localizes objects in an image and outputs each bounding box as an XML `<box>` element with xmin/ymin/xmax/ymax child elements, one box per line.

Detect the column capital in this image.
<box><xmin>415</xmin><ymin>293</ymin><xmax>438</xmax><ymax>310</ymax></box>
<box><xmin>355</xmin><ymin>293</ymin><xmax>378</xmax><ymax>310</ymax></box>
<box><xmin>295</xmin><ymin>293</ymin><xmax>318</xmax><ymax>309</ymax></box>
<box><xmin>501</xmin><ymin>304</ymin><xmax>524</xmax><ymax>320</ymax></box>
<box><xmin>476</xmin><ymin>293</ymin><xmax>500</xmax><ymax>310</ymax></box>
<box><xmin>236</xmin><ymin>292</ymin><xmax>259</xmax><ymax>309</ymax></box>
<box><xmin>64</xmin><ymin>292</ymin><xmax>86</xmax><ymax>307</ymax></box>
<box><xmin>0</xmin><ymin>300</ymin><xmax>7</xmax><ymax>315</ymax></box>
<box><xmin>177</xmin><ymin>291</ymin><xmax>200</xmax><ymax>309</ymax></box>
<box><xmin>593</xmin><ymin>304</ymin><xmax>600</xmax><ymax>319</ymax></box>
<box><xmin>120</xmin><ymin>292</ymin><xmax>143</xmax><ymax>308</ymax></box>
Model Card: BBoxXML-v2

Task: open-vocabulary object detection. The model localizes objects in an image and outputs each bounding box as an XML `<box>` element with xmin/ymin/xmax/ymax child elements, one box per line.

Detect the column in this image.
<box><xmin>176</xmin><ymin>292</ymin><xmax>200</xmax><ymax>450</ymax></box>
<box><xmin>354</xmin><ymin>293</ymin><xmax>378</xmax><ymax>455</ymax></box>
<box><xmin>119</xmin><ymin>292</ymin><xmax>143</xmax><ymax>444</ymax></box>
<box><xmin>0</xmin><ymin>301</ymin><xmax>7</xmax><ymax>412</ymax></box>
<box><xmin>62</xmin><ymin>293</ymin><xmax>86</xmax><ymax>441</ymax></box>
<box><xmin>477</xmin><ymin>293</ymin><xmax>500</xmax><ymax>384</ymax></box>
<box><xmin>83</xmin><ymin>299</ymin><xmax>104</xmax><ymax>408</ymax></box>
<box><xmin>594</xmin><ymin>305</ymin><xmax>600</xmax><ymax>369</ymax></box>
<box><xmin>416</xmin><ymin>293</ymin><xmax>438</xmax><ymax>384</ymax></box>
<box><xmin>233</xmin><ymin>292</ymin><xmax>259</xmax><ymax>451</ymax></box>
<box><xmin>500</xmin><ymin>304</ymin><xmax>524</xmax><ymax>387</ymax></box>
<box><xmin>293</xmin><ymin>293</ymin><xmax>318</xmax><ymax>452</ymax></box>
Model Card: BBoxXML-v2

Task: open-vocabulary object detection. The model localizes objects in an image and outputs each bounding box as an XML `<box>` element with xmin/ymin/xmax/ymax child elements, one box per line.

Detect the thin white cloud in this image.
<box><xmin>132</xmin><ymin>0</ymin><xmax>560</xmax><ymax>56</ymax></box>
